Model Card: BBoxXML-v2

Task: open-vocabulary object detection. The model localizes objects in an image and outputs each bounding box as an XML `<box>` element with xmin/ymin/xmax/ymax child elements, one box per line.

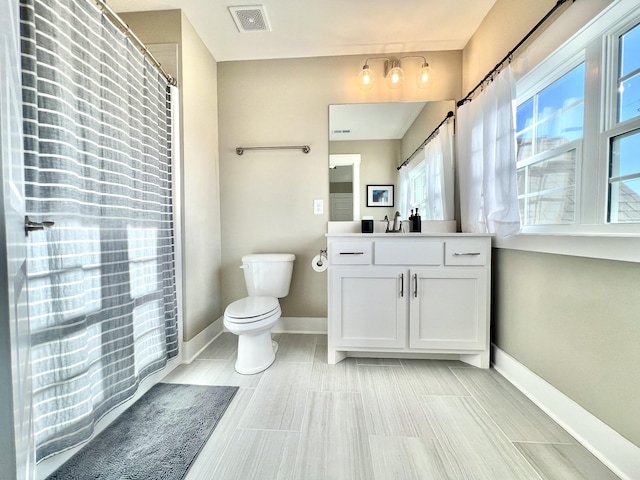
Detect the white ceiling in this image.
<box><xmin>108</xmin><ymin>0</ymin><xmax>497</xmax><ymax>62</ymax></box>
<box><xmin>329</xmin><ymin>102</ymin><xmax>427</xmax><ymax>142</ymax></box>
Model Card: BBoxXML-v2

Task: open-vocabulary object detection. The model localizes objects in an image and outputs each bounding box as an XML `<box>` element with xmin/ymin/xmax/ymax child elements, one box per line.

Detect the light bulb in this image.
<box><xmin>417</xmin><ymin>64</ymin><xmax>429</xmax><ymax>89</ymax></box>
<box><xmin>386</xmin><ymin>66</ymin><xmax>404</xmax><ymax>89</ymax></box>
<box><xmin>358</xmin><ymin>65</ymin><xmax>374</xmax><ymax>90</ymax></box>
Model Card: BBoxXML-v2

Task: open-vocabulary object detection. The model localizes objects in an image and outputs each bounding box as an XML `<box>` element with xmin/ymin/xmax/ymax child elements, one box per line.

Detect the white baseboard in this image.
<box><xmin>272</xmin><ymin>317</ymin><xmax>327</xmax><ymax>334</ymax></box>
<box><xmin>182</xmin><ymin>317</ymin><xmax>224</xmax><ymax>363</ymax></box>
<box><xmin>492</xmin><ymin>345</ymin><xmax>640</xmax><ymax>480</ymax></box>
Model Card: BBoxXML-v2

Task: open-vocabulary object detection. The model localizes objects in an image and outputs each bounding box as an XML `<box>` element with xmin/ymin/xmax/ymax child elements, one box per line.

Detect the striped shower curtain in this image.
<box><xmin>20</xmin><ymin>0</ymin><xmax>179</xmax><ymax>460</ymax></box>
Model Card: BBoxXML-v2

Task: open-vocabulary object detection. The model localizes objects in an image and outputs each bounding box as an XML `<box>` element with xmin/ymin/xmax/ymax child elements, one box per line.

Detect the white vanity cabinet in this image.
<box><xmin>409</xmin><ymin>267</ymin><xmax>487</xmax><ymax>351</ymax></box>
<box><xmin>327</xmin><ymin>234</ymin><xmax>492</xmax><ymax>368</ymax></box>
<box><xmin>329</xmin><ymin>267</ymin><xmax>407</xmax><ymax>349</ymax></box>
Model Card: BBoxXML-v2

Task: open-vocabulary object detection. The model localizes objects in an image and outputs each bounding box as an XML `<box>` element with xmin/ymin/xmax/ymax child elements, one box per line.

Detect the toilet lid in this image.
<box><xmin>224</xmin><ymin>296</ymin><xmax>280</xmax><ymax>323</ymax></box>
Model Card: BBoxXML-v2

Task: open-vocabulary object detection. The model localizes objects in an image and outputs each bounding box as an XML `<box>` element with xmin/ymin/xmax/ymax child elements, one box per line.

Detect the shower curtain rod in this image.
<box><xmin>94</xmin><ymin>0</ymin><xmax>177</xmax><ymax>86</ymax></box>
<box><xmin>457</xmin><ymin>0</ymin><xmax>574</xmax><ymax>108</ymax></box>
<box><xmin>397</xmin><ymin>111</ymin><xmax>454</xmax><ymax>170</ymax></box>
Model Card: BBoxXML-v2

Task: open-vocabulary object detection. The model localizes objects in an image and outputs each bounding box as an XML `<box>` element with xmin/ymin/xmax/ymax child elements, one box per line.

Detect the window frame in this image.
<box><xmin>495</xmin><ymin>0</ymin><xmax>640</xmax><ymax>262</ymax></box>
<box><xmin>602</xmin><ymin>19</ymin><xmax>640</xmax><ymax>225</ymax></box>
<box><xmin>511</xmin><ymin>1</ymin><xmax>640</xmax><ymax>234</ymax></box>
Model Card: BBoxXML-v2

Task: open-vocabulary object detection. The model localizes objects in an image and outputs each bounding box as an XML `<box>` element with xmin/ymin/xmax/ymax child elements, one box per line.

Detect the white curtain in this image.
<box><xmin>398</xmin><ymin>163</ymin><xmax>411</xmax><ymax>219</ymax></box>
<box><xmin>399</xmin><ymin>120</ymin><xmax>455</xmax><ymax>221</ymax></box>
<box><xmin>423</xmin><ymin>121</ymin><xmax>455</xmax><ymax>221</ymax></box>
<box><xmin>457</xmin><ymin>65</ymin><xmax>521</xmax><ymax>236</ymax></box>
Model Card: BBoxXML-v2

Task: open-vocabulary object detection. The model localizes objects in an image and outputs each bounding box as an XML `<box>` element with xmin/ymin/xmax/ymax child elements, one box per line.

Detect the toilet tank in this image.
<box><xmin>241</xmin><ymin>253</ymin><xmax>295</xmax><ymax>298</ymax></box>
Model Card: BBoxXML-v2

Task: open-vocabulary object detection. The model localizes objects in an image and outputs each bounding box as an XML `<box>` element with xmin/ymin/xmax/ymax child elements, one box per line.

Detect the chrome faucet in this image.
<box><xmin>393</xmin><ymin>211</ymin><xmax>401</xmax><ymax>231</ymax></box>
<box><xmin>384</xmin><ymin>212</ymin><xmax>403</xmax><ymax>233</ymax></box>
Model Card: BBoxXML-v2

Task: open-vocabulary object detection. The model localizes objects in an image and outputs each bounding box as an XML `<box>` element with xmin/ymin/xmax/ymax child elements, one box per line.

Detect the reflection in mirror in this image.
<box><xmin>329</xmin><ymin>101</ymin><xmax>456</xmax><ymax>222</ymax></box>
<box><xmin>329</xmin><ymin>154</ymin><xmax>360</xmax><ymax>221</ymax></box>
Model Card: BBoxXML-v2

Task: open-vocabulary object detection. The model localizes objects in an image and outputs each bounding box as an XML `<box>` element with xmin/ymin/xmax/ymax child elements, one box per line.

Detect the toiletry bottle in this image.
<box><xmin>409</xmin><ymin>209</ymin><xmax>415</xmax><ymax>232</ymax></box>
<box><xmin>413</xmin><ymin>208</ymin><xmax>421</xmax><ymax>232</ymax></box>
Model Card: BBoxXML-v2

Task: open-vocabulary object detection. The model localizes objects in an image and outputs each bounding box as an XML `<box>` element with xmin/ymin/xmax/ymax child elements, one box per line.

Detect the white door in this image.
<box><xmin>329</xmin><ymin>154</ymin><xmax>361</xmax><ymax>220</ymax></box>
<box><xmin>329</xmin><ymin>193</ymin><xmax>354</xmax><ymax>221</ymax></box>
<box><xmin>0</xmin><ymin>1</ymin><xmax>35</xmax><ymax>478</ymax></box>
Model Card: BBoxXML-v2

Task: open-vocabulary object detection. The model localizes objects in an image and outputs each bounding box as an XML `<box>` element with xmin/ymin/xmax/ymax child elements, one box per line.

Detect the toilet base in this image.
<box><xmin>235</xmin><ymin>332</ymin><xmax>278</xmax><ymax>375</ymax></box>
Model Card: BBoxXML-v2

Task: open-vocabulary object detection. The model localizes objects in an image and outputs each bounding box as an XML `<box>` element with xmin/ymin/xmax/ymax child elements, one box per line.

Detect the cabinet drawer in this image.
<box><xmin>375</xmin><ymin>241</ymin><xmax>443</xmax><ymax>265</ymax></box>
<box><xmin>445</xmin><ymin>239</ymin><xmax>489</xmax><ymax>266</ymax></box>
<box><xmin>330</xmin><ymin>242</ymin><xmax>372</xmax><ymax>265</ymax></box>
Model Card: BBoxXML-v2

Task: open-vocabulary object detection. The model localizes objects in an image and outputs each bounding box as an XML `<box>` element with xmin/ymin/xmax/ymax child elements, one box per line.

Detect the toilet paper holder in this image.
<box><xmin>311</xmin><ymin>249</ymin><xmax>328</xmax><ymax>273</ymax></box>
<box><xmin>316</xmin><ymin>249</ymin><xmax>327</xmax><ymax>267</ymax></box>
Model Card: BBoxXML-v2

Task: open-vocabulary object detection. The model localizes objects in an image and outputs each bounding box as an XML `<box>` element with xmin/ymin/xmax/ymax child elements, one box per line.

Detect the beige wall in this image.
<box><xmin>493</xmin><ymin>250</ymin><xmax>640</xmax><ymax>446</ymax></box>
<box><xmin>121</xmin><ymin>11</ymin><xmax>222</xmax><ymax>341</ymax></box>
<box><xmin>462</xmin><ymin>0</ymin><xmax>557</xmax><ymax>92</ymax></box>
<box><xmin>464</xmin><ymin>0</ymin><xmax>638</xmax><ymax>447</ymax></box>
<box><xmin>179</xmin><ymin>15</ymin><xmax>222</xmax><ymax>341</ymax></box>
<box><xmin>119</xmin><ymin>10</ymin><xmax>181</xmax><ymax>44</ymax></box>
<box><xmin>218</xmin><ymin>51</ymin><xmax>462</xmax><ymax>316</ymax></box>
<box><xmin>401</xmin><ymin>100</ymin><xmax>455</xmax><ymax>163</ymax></box>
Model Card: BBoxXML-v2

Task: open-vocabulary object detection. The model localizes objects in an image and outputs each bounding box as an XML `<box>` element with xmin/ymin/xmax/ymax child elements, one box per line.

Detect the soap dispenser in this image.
<box><xmin>413</xmin><ymin>208</ymin><xmax>421</xmax><ymax>232</ymax></box>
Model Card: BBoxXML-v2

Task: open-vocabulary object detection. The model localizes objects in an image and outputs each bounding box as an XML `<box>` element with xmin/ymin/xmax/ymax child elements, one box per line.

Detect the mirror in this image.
<box><xmin>329</xmin><ymin>100</ymin><xmax>456</xmax><ymax>221</ymax></box>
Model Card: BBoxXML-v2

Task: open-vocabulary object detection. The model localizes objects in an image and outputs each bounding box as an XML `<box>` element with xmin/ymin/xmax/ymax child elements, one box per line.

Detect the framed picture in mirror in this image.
<box><xmin>367</xmin><ymin>184</ymin><xmax>394</xmax><ymax>207</ymax></box>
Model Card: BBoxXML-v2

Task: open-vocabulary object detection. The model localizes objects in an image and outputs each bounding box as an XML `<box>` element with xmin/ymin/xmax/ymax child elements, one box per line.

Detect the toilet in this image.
<box><xmin>223</xmin><ymin>253</ymin><xmax>295</xmax><ymax>374</ymax></box>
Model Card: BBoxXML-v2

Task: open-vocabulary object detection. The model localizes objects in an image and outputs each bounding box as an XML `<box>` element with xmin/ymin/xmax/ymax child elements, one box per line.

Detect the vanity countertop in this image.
<box><xmin>326</xmin><ymin>232</ymin><xmax>494</xmax><ymax>238</ymax></box>
<box><xmin>326</xmin><ymin>220</ymin><xmax>495</xmax><ymax>237</ymax></box>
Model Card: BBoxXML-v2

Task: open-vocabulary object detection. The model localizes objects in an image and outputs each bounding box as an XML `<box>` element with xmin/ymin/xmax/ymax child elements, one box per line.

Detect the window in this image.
<box><xmin>617</xmin><ymin>23</ymin><xmax>640</xmax><ymax>123</ymax></box>
<box><xmin>607</xmin><ymin>23</ymin><xmax>640</xmax><ymax>223</ymax></box>
<box><xmin>608</xmin><ymin>129</ymin><xmax>640</xmax><ymax>222</ymax></box>
<box><xmin>516</xmin><ymin>64</ymin><xmax>584</xmax><ymax>225</ymax></box>
<box><xmin>516</xmin><ymin>64</ymin><xmax>585</xmax><ymax>162</ymax></box>
<box><xmin>408</xmin><ymin>160</ymin><xmax>427</xmax><ymax>216</ymax></box>
<box><xmin>518</xmin><ymin>145</ymin><xmax>579</xmax><ymax>225</ymax></box>
<box><xmin>514</xmin><ymin>2</ymin><xmax>640</xmax><ymax>232</ymax></box>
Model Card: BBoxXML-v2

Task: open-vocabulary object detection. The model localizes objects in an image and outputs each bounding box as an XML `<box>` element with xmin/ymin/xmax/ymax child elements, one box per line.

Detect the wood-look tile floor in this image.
<box><xmin>162</xmin><ymin>333</ymin><xmax>620</xmax><ymax>480</ymax></box>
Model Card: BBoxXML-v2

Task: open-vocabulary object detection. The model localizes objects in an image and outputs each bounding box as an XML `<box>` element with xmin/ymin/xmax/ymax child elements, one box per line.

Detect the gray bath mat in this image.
<box><xmin>46</xmin><ymin>383</ymin><xmax>238</xmax><ymax>480</ymax></box>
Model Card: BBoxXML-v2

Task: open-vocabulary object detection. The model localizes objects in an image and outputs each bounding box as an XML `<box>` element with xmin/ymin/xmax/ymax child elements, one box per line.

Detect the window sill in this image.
<box><xmin>494</xmin><ymin>230</ymin><xmax>640</xmax><ymax>263</ymax></box>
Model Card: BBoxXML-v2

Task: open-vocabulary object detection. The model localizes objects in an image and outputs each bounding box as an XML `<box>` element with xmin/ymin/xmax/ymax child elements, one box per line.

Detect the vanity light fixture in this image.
<box><xmin>385</xmin><ymin>59</ymin><xmax>404</xmax><ymax>89</ymax></box>
<box><xmin>358</xmin><ymin>62</ymin><xmax>375</xmax><ymax>90</ymax></box>
<box><xmin>358</xmin><ymin>55</ymin><xmax>430</xmax><ymax>90</ymax></box>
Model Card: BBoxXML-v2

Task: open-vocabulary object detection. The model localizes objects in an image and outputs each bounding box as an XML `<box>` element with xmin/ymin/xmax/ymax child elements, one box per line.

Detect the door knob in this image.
<box><xmin>25</xmin><ymin>216</ymin><xmax>55</xmax><ymax>236</ymax></box>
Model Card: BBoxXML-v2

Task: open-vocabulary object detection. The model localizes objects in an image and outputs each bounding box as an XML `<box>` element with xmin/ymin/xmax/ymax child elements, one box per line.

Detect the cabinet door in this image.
<box><xmin>329</xmin><ymin>268</ymin><xmax>407</xmax><ymax>348</ymax></box>
<box><xmin>409</xmin><ymin>268</ymin><xmax>488</xmax><ymax>350</ymax></box>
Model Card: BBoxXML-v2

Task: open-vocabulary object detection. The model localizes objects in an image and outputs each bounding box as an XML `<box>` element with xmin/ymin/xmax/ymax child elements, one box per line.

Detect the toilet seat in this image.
<box><xmin>224</xmin><ymin>296</ymin><xmax>280</xmax><ymax>324</ymax></box>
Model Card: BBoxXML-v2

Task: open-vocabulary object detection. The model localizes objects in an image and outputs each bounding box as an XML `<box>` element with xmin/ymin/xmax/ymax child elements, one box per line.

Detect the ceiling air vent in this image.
<box><xmin>229</xmin><ymin>5</ymin><xmax>271</xmax><ymax>33</ymax></box>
